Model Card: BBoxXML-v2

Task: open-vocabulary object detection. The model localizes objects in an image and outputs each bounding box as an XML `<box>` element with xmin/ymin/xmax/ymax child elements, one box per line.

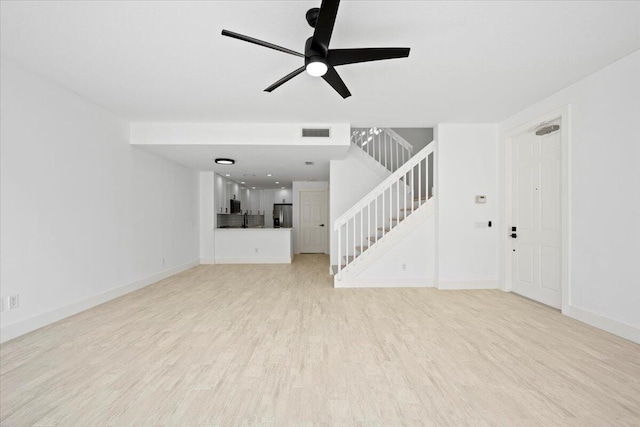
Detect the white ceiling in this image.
<box><xmin>2</xmin><ymin>1</ymin><xmax>639</xmax><ymax>126</ymax></box>
<box><xmin>140</xmin><ymin>144</ymin><xmax>349</xmax><ymax>188</ymax></box>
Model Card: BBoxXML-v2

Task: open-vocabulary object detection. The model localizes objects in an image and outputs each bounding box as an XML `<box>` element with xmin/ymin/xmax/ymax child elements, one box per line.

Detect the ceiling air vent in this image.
<box><xmin>302</xmin><ymin>128</ymin><xmax>331</xmax><ymax>138</ymax></box>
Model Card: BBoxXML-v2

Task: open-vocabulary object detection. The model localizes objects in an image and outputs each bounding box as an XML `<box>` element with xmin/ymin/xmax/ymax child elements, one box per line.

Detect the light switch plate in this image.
<box><xmin>475</xmin><ymin>195</ymin><xmax>487</xmax><ymax>204</ymax></box>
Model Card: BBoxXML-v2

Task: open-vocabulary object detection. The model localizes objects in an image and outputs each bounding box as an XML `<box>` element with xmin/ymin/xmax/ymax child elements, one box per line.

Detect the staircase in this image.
<box><xmin>333</xmin><ymin>128</ymin><xmax>435</xmax><ymax>284</ymax></box>
<box><xmin>351</xmin><ymin>127</ymin><xmax>414</xmax><ymax>173</ymax></box>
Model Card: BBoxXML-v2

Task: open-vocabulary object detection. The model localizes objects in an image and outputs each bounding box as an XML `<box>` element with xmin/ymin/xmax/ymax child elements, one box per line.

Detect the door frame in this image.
<box><xmin>502</xmin><ymin>105</ymin><xmax>571</xmax><ymax>313</ymax></box>
<box><xmin>297</xmin><ymin>188</ymin><xmax>329</xmax><ymax>254</ymax></box>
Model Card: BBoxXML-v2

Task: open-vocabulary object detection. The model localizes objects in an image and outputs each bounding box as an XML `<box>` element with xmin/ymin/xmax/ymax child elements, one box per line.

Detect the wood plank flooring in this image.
<box><xmin>1</xmin><ymin>254</ymin><xmax>639</xmax><ymax>425</ymax></box>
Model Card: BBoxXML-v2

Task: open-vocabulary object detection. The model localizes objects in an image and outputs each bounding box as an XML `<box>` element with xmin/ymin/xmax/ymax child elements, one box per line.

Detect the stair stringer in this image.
<box><xmin>334</xmin><ymin>200</ymin><xmax>435</xmax><ymax>287</ymax></box>
<box><xmin>348</xmin><ymin>144</ymin><xmax>392</xmax><ymax>180</ymax></box>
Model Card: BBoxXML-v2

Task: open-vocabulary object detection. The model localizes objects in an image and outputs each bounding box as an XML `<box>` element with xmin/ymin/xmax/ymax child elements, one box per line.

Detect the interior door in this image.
<box><xmin>299</xmin><ymin>190</ymin><xmax>328</xmax><ymax>253</ymax></box>
<box><xmin>511</xmin><ymin>125</ymin><xmax>562</xmax><ymax>308</ymax></box>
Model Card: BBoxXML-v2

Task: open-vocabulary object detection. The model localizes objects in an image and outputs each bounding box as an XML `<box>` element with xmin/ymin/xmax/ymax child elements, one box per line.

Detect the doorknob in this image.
<box><xmin>319</xmin><ymin>224</ymin><xmax>325</xmax><ymax>227</ymax></box>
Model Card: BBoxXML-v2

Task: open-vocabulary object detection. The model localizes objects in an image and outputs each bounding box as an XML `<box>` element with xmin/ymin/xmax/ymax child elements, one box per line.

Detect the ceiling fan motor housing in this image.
<box><xmin>305</xmin><ymin>36</ymin><xmax>327</xmax><ymax>61</ymax></box>
<box><xmin>306</xmin><ymin>8</ymin><xmax>320</xmax><ymax>28</ymax></box>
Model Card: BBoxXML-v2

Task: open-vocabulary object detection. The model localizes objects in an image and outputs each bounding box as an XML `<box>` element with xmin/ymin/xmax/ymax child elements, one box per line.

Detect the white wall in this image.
<box><xmin>357</xmin><ymin>217</ymin><xmax>436</xmax><ymax>286</ymax></box>
<box><xmin>329</xmin><ymin>152</ymin><xmax>385</xmax><ymax>265</ymax></box>
<box><xmin>292</xmin><ymin>181</ymin><xmax>329</xmax><ymax>254</ymax></box>
<box><xmin>436</xmin><ymin>124</ymin><xmax>500</xmax><ymax>288</ymax></box>
<box><xmin>199</xmin><ymin>172</ymin><xmax>215</xmax><ymax>264</ymax></box>
<box><xmin>215</xmin><ymin>229</ymin><xmax>293</xmax><ymax>264</ymax></box>
<box><xmin>131</xmin><ymin>123</ymin><xmax>351</xmax><ymax>147</ymax></box>
<box><xmin>0</xmin><ymin>59</ymin><xmax>199</xmax><ymax>342</ymax></box>
<box><xmin>499</xmin><ymin>50</ymin><xmax>640</xmax><ymax>340</ymax></box>
<box><xmin>391</xmin><ymin>128</ymin><xmax>434</xmax><ymax>153</ymax></box>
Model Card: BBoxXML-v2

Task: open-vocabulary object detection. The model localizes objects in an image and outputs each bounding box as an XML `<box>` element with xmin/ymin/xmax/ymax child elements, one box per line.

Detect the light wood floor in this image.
<box><xmin>2</xmin><ymin>255</ymin><xmax>639</xmax><ymax>426</ymax></box>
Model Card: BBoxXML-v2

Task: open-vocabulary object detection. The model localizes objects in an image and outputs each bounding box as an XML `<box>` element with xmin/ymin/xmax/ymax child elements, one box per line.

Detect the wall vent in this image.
<box><xmin>302</xmin><ymin>128</ymin><xmax>331</xmax><ymax>138</ymax></box>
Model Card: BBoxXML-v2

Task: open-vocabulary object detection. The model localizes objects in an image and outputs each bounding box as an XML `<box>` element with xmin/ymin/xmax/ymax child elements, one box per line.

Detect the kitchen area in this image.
<box><xmin>213</xmin><ymin>173</ymin><xmax>294</xmax><ymax>264</ymax></box>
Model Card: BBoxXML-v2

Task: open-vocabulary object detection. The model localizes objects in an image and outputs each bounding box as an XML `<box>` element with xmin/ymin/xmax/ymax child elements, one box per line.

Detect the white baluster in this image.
<box><xmin>338</xmin><ymin>226</ymin><xmax>341</xmax><ymax>276</ymax></box>
<box><xmin>396</xmin><ymin>179</ymin><xmax>399</xmax><ymax>229</ymax></box>
<box><xmin>403</xmin><ymin>171</ymin><xmax>407</xmax><ymax>218</ymax></box>
<box><xmin>345</xmin><ymin>221</ymin><xmax>349</xmax><ymax>267</ymax></box>
<box><xmin>375</xmin><ymin>196</ymin><xmax>378</xmax><ymax>243</ymax></box>
<box><xmin>352</xmin><ymin>216</ymin><xmax>356</xmax><ymax>262</ymax></box>
<box><xmin>418</xmin><ymin>160</ymin><xmax>422</xmax><ymax>209</ymax></box>
<box><xmin>412</xmin><ymin>165</ymin><xmax>415</xmax><ymax>214</ymax></box>
<box><xmin>388</xmin><ymin>187</ymin><xmax>392</xmax><ymax>235</ymax></box>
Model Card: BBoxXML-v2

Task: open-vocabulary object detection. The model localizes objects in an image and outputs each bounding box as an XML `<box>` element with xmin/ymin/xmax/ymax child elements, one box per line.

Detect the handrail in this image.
<box><xmin>351</xmin><ymin>127</ymin><xmax>414</xmax><ymax>173</ymax></box>
<box><xmin>382</xmin><ymin>128</ymin><xmax>414</xmax><ymax>154</ymax></box>
<box><xmin>334</xmin><ymin>142</ymin><xmax>434</xmax><ymax>230</ymax></box>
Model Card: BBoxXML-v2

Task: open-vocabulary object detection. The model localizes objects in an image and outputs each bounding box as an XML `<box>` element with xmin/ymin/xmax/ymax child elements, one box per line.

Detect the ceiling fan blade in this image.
<box><xmin>322</xmin><ymin>66</ymin><xmax>351</xmax><ymax>99</ymax></box>
<box><xmin>311</xmin><ymin>0</ymin><xmax>340</xmax><ymax>52</ymax></box>
<box><xmin>222</xmin><ymin>30</ymin><xmax>304</xmax><ymax>58</ymax></box>
<box><xmin>328</xmin><ymin>48</ymin><xmax>410</xmax><ymax>67</ymax></box>
<box><xmin>264</xmin><ymin>66</ymin><xmax>306</xmax><ymax>92</ymax></box>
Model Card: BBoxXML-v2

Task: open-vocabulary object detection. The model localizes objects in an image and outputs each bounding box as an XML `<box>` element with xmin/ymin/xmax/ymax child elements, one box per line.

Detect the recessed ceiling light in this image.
<box><xmin>267</xmin><ymin>173</ymin><xmax>272</xmax><ymax>177</ymax></box>
<box><xmin>275</xmin><ymin>181</ymin><xmax>279</xmax><ymax>184</ymax></box>
<box><xmin>281</xmin><ymin>187</ymin><xmax>286</xmax><ymax>189</ymax></box>
<box><xmin>240</xmin><ymin>181</ymin><xmax>245</xmax><ymax>184</ymax></box>
<box><xmin>215</xmin><ymin>158</ymin><xmax>235</xmax><ymax>165</ymax></box>
<box><xmin>252</xmin><ymin>187</ymin><xmax>256</xmax><ymax>189</ymax></box>
<box><xmin>224</xmin><ymin>174</ymin><xmax>231</xmax><ymax>177</ymax></box>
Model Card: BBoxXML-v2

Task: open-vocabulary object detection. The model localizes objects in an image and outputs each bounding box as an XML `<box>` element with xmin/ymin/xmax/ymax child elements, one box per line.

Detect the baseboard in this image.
<box><xmin>0</xmin><ymin>260</ymin><xmax>199</xmax><ymax>344</ymax></box>
<box><xmin>214</xmin><ymin>257</ymin><xmax>292</xmax><ymax>264</ymax></box>
<box><xmin>565</xmin><ymin>304</ymin><xmax>640</xmax><ymax>344</ymax></box>
<box><xmin>437</xmin><ymin>280</ymin><xmax>499</xmax><ymax>290</ymax></box>
<box><xmin>335</xmin><ymin>277</ymin><xmax>435</xmax><ymax>288</ymax></box>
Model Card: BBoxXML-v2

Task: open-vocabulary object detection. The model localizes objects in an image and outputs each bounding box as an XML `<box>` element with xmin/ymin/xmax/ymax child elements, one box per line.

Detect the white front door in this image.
<box><xmin>299</xmin><ymin>190</ymin><xmax>328</xmax><ymax>253</ymax></box>
<box><xmin>511</xmin><ymin>125</ymin><xmax>562</xmax><ymax>308</ymax></box>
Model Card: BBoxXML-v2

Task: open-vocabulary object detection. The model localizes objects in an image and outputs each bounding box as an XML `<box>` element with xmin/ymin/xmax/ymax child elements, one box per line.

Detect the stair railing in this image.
<box><xmin>334</xmin><ymin>143</ymin><xmax>435</xmax><ymax>279</ymax></box>
<box><xmin>351</xmin><ymin>128</ymin><xmax>414</xmax><ymax>172</ymax></box>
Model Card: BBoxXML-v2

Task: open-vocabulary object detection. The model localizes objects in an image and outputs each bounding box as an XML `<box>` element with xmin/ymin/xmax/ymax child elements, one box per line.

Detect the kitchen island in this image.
<box><xmin>215</xmin><ymin>228</ymin><xmax>293</xmax><ymax>264</ymax></box>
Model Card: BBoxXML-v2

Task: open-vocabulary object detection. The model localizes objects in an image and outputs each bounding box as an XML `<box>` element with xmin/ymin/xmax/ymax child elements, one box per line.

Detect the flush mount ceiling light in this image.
<box><xmin>305</xmin><ymin>57</ymin><xmax>327</xmax><ymax>77</ymax></box>
<box><xmin>215</xmin><ymin>158</ymin><xmax>235</xmax><ymax>165</ymax></box>
<box><xmin>267</xmin><ymin>173</ymin><xmax>272</xmax><ymax>177</ymax></box>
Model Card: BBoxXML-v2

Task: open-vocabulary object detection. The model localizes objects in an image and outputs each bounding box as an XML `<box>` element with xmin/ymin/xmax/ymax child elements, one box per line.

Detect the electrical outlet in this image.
<box><xmin>8</xmin><ymin>295</ymin><xmax>19</xmax><ymax>310</ymax></box>
<box><xmin>401</xmin><ymin>263</ymin><xmax>407</xmax><ymax>271</ymax></box>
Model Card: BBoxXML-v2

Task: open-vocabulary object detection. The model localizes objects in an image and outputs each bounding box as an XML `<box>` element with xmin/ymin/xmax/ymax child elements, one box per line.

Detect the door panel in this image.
<box><xmin>299</xmin><ymin>190</ymin><xmax>328</xmax><ymax>253</ymax></box>
<box><xmin>541</xmin><ymin>159</ymin><xmax>561</xmax><ymax>231</ymax></box>
<box><xmin>540</xmin><ymin>246</ymin><xmax>561</xmax><ymax>292</ymax></box>
<box><xmin>517</xmin><ymin>243</ymin><xmax>534</xmax><ymax>284</ymax></box>
<box><xmin>511</xmin><ymin>125</ymin><xmax>562</xmax><ymax>308</ymax></box>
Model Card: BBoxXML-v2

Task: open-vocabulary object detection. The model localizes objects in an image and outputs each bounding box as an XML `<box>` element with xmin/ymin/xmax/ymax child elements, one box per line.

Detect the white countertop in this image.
<box><xmin>216</xmin><ymin>227</ymin><xmax>292</xmax><ymax>231</ymax></box>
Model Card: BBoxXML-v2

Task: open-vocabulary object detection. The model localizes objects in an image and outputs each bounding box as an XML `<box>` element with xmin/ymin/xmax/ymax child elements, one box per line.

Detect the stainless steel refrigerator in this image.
<box><xmin>273</xmin><ymin>204</ymin><xmax>292</xmax><ymax>228</ymax></box>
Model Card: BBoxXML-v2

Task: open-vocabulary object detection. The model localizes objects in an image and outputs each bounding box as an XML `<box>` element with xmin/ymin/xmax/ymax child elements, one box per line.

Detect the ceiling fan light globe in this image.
<box><xmin>306</xmin><ymin>61</ymin><xmax>328</xmax><ymax>77</ymax></box>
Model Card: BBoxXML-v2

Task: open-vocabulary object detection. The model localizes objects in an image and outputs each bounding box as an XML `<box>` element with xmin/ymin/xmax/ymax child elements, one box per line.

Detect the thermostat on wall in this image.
<box><xmin>475</xmin><ymin>195</ymin><xmax>487</xmax><ymax>204</ymax></box>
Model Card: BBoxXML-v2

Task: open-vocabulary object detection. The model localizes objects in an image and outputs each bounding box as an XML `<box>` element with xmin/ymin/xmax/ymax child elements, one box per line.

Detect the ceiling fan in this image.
<box><xmin>221</xmin><ymin>0</ymin><xmax>410</xmax><ymax>99</ymax></box>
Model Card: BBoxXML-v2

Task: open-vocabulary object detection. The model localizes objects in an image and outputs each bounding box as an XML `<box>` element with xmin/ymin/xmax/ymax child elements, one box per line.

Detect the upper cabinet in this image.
<box><xmin>214</xmin><ymin>172</ymin><xmax>293</xmax><ymax>214</ymax></box>
<box><xmin>274</xmin><ymin>189</ymin><xmax>293</xmax><ymax>204</ymax></box>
